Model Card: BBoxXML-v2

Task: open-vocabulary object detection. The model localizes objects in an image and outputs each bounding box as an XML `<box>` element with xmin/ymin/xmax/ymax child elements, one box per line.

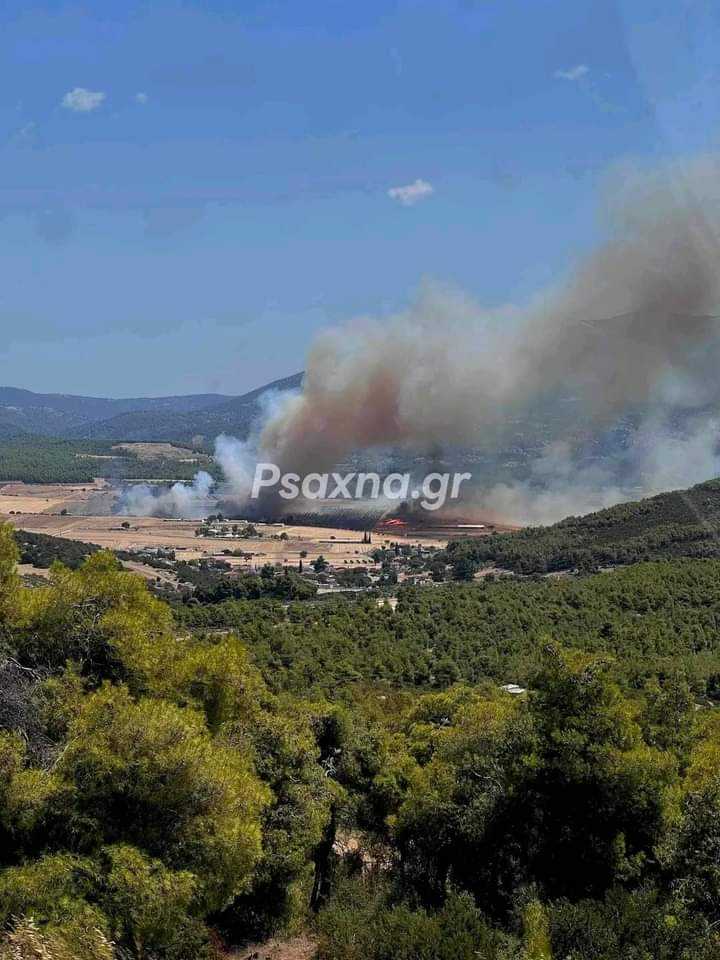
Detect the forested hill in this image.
<box><xmin>447</xmin><ymin>477</ymin><xmax>720</xmax><ymax>575</ymax></box>
<box><xmin>0</xmin><ymin>373</ymin><xmax>302</xmax><ymax>443</ymax></box>
<box><xmin>67</xmin><ymin>372</ymin><xmax>304</xmax><ymax>444</ymax></box>
<box><xmin>0</xmin><ymin>386</ymin><xmax>232</xmax><ymax>437</ymax></box>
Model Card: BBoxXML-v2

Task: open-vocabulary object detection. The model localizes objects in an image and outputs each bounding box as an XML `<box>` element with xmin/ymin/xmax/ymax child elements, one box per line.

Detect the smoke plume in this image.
<box><xmin>117</xmin><ymin>471</ymin><xmax>215</xmax><ymax>518</ymax></box>
<box><xmin>482</xmin><ymin>416</ymin><xmax>720</xmax><ymax>525</ymax></box>
<box><xmin>259</xmin><ymin>156</ymin><xmax>720</xmax><ymax>481</ymax></box>
<box><xmin>119</xmin><ymin>154</ymin><xmax>720</xmax><ymax>525</ymax></box>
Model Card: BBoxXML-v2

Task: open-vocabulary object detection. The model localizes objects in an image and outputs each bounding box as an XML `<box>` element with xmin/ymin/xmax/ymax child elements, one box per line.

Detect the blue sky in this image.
<box><xmin>0</xmin><ymin>0</ymin><xmax>717</xmax><ymax>397</ymax></box>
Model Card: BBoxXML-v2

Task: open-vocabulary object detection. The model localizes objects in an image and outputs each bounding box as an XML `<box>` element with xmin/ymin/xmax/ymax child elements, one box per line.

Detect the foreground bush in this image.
<box><xmin>0</xmin><ymin>916</ymin><xmax>114</xmax><ymax>960</ymax></box>
<box><xmin>317</xmin><ymin>879</ymin><xmax>518</xmax><ymax>960</ymax></box>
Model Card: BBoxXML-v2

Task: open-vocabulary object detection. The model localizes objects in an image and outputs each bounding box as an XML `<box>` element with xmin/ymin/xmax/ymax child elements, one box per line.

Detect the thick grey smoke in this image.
<box><xmin>482</xmin><ymin>416</ymin><xmax>720</xmax><ymax>525</ymax></box>
<box><xmin>259</xmin><ymin>157</ymin><xmax>720</xmax><ymax>479</ymax></box>
<box><xmin>119</xmin><ymin>155</ymin><xmax>720</xmax><ymax>524</ymax></box>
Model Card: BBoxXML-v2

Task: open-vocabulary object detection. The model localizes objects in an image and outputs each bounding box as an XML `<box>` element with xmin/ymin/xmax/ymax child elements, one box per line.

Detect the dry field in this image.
<box><xmin>111</xmin><ymin>442</ymin><xmax>210</xmax><ymax>462</ymax></box>
<box><xmin>0</xmin><ymin>480</ymin><xmax>107</xmax><ymax>515</ymax></box>
<box><xmin>0</xmin><ymin>482</ymin><xmax>449</xmax><ymax>569</ymax></box>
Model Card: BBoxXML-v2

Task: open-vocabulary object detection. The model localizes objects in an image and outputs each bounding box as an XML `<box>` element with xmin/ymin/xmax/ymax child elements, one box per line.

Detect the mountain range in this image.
<box><xmin>0</xmin><ymin>374</ymin><xmax>303</xmax><ymax>446</ymax></box>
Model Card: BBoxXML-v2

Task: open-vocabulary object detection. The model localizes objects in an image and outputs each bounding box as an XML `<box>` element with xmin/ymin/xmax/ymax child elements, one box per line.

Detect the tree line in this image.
<box><xmin>0</xmin><ymin>438</ymin><xmax>219</xmax><ymax>484</ymax></box>
<box><xmin>444</xmin><ymin>477</ymin><xmax>720</xmax><ymax>576</ymax></box>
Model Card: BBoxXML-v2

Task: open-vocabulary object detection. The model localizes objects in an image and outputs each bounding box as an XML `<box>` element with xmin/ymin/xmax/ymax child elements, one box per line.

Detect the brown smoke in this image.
<box><xmin>259</xmin><ymin>156</ymin><xmax>720</xmax><ymax>475</ymax></box>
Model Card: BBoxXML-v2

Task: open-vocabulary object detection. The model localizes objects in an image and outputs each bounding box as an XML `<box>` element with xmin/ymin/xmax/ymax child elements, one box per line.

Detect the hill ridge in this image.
<box><xmin>446</xmin><ymin>477</ymin><xmax>720</xmax><ymax>575</ymax></box>
<box><xmin>0</xmin><ymin>373</ymin><xmax>303</xmax><ymax>442</ymax></box>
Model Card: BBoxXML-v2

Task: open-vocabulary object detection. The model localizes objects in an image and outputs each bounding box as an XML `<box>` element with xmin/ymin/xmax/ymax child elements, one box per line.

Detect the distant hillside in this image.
<box><xmin>446</xmin><ymin>478</ymin><xmax>720</xmax><ymax>575</ymax></box>
<box><xmin>0</xmin><ymin>374</ymin><xmax>302</xmax><ymax>443</ymax></box>
<box><xmin>0</xmin><ymin>415</ymin><xmax>29</xmax><ymax>441</ymax></box>
<box><xmin>66</xmin><ymin>372</ymin><xmax>303</xmax><ymax>444</ymax></box>
<box><xmin>0</xmin><ymin>437</ymin><xmax>220</xmax><ymax>484</ymax></box>
<box><xmin>0</xmin><ymin>386</ymin><xmax>233</xmax><ymax>437</ymax></box>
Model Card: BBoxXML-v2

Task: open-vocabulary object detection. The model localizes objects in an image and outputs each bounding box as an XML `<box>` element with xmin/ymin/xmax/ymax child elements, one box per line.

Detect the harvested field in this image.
<box><xmin>121</xmin><ymin>559</ymin><xmax>180</xmax><ymax>586</ymax></box>
<box><xmin>0</xmin><ymin>483</ymin><xmax>451</xmax><ymax>568</ymax></box>
<box><xmin>111</xmin><ymin>442</ymin><xmax>210</xmax><ymax>462</ymax></box>
<box><xmin>0</xmin><ymin>480</ymin><xmax>107</xmax><ymax>515</ymax></box>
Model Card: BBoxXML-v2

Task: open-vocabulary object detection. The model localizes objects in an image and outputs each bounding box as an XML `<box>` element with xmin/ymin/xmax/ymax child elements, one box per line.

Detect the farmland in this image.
<box><xmin>0</xmin><ymin>481</ymin><xmax>449</xmax><ymax>573</ymax></box>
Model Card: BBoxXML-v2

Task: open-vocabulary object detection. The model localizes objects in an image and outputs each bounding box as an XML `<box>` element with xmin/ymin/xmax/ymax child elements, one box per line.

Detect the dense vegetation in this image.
<box><xmin>174</xmin><ymin>559</ymin><xmax>318</xmax><ymax>602</ymax></box>
<box><xmin>446</xmin><ymin>477</ymin><xmax>720</xmax><ymax>576</ymax></box>
<box><xmin>0</xmin><ymin>438</ymin><xmax>217</xmax><ymax>484</ymax></box>
<box><xmin>3</xmin><ymin>517</ymin><xmax>720</xmax><ymax>958</ymax></box>
<box><xmin>14</xmin><ymin>529</ymin><xmax>100</xmax><ymax>570</ymax></box>
<box><xmin>176</xmin><ymin>559</ymin><xmax>720</xmax><ymax>696</ymax></box>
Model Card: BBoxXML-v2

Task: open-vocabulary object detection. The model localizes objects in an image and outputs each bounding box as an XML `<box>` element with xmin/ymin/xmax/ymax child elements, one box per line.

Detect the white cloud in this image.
<box><xmin>387</xmin><ymin>178</ymin><xmax>434</xmax><ymax>206</ymax></box>
<box><xmin>555</xmin><ymin>64</ymin><xmax>589</xmax><ymax>81</ymax></box>
<box><xmin>61</xmin><ymin>87</ymin><xmax>106</xmax><ymax>112</ymax></box>
<box><xmin>135</xmin><ymin>92</ymin><xmax>149</xmax><ymax>104</ymax></box>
